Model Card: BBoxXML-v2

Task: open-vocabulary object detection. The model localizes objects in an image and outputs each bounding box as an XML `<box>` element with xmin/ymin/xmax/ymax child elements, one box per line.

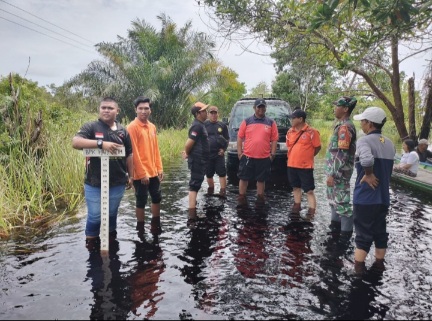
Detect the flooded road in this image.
<box><xmin>1</xmin><ymin>159</ymin><xmax>432</xmax><ymax>320</ymax></box>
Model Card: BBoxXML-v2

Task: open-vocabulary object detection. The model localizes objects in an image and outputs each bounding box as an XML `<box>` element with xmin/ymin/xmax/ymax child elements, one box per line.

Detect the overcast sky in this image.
<box><xmin>0</xmin><ymin>0</ymin><xmax>277</xmax><ymax>91</ymax></box>
<box><xmin>0</xmin><ymin>0</ymin><xmax>429</xmax><ymax>93</ymax></box>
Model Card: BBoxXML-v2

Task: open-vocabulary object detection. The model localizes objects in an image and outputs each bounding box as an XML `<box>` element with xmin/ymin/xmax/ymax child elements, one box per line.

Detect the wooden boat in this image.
<box><xmin>391</xmin><ymin>158</ymin><xmax>432</xmax><ymax>192</ymax></box>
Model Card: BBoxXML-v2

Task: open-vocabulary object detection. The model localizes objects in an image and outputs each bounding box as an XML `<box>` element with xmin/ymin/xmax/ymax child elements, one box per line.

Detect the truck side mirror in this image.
<box><xmin>222</xmin><ymin>117</ymin><xmax>229</xmax><ymax>124</ymax></box>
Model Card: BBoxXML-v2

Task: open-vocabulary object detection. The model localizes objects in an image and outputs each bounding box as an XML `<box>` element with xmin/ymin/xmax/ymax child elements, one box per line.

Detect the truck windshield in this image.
<box><xmin>230</xmin><ymin>103</ymin><xmax>291</xmax><ymax>129</ymax></box>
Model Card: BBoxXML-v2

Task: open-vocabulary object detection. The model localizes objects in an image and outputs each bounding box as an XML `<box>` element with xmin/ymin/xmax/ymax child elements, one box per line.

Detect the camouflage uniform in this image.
<box><xmin>325</xmin><ymin>118</ymin><xmax>356</xmax><ymax>218</ymax></box>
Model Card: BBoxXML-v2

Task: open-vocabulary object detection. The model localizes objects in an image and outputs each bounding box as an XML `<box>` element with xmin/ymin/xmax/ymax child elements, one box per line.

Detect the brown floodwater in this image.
<box><xmin>0</xmin><ymin>159</ymin><xmax>431</xmax><ymax>320</ymax></box>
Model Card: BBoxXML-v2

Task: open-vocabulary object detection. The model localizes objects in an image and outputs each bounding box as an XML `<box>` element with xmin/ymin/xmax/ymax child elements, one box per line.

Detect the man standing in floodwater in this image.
<box><xmin>325</xmin><ymin>96</ymin><xmax>357</xmax><ymax>246</ymax></box>
<box><xmin>352</xmin><ymin>106</ymin><xmax>395</xmax><ymax>275</ymax></box>
<box><xmin>204</xmin><ymin>105</ymin><xmax>229</xmax><ymax>198</ymax></box>
<box><xmin>72</xmin><ymin>97</ymin><xmax>134</xmax><ymax>251</ymax></box>
<box><xmin>183</xmin><ymin>102</ymin><xmax>210</xmax><ymax>226</ymax></box>
<box><xmin>236</xmin><ymin>98</ymin><xmax>279</xmax><ymax>209</ymax></box>
<box><xmin>127</xmin><ymin>96</ymin><xmax>164</xmax><ymax>238</ymax></box>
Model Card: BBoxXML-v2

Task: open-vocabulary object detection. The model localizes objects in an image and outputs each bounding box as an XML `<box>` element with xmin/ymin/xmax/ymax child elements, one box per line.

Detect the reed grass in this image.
<box><xmin>158</xmin><ymin>128</ymin><xmax>188</xmax><ymax>165</ymax></box>
<box><xmin>0</xmin><ymin>122</ymin><xmax>188</xmax><ymax>237</ymax></box>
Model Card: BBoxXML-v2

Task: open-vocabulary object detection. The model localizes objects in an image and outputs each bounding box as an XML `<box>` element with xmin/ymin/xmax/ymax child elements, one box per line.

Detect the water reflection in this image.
<box><xmin>234</xmin><ymin>208</ymin><xmax>269</xmax><ymax>279</ymax></box>
<box><xmin>179</xmin><ymin>201</ymin><xmax>224</xmax><ymax>285</ymax></box>
<box><xmin>86</xmin><ymin>240</ymin><xmax>130</xmax><ymax>320</ymax></box>
<box><xmin>280</xmin><ymin>215</ymin><xmax>314</xmax><ymax>288</ymax></box>
<box><xmin>128</xmin><ymin>235</ymin><xmax>165</xmax><ymax>318</ymax></box>
<box><xmin>1</xmin><ymin>161</ymin><xmax>432</xmax><ymax>320</ymax></box>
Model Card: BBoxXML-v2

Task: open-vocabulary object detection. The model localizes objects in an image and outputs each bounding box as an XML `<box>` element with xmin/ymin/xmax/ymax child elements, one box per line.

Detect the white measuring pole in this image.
<box><xmin>83</xmin><ymin>147</ymin><xmax>125</xmax><ymax>252</ymax></box>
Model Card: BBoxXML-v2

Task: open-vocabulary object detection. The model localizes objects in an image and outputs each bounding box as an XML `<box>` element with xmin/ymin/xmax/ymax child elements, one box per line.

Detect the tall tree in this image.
<box><xmin>68</xmin><ymin>14</ymin><xmax>221</xmax><ymax>128</ymax></box>
<box><xmin>248</xmin><ymin>81</ymin><xmax>272</xmax><ymax>98</ymax></box>
<box><xmin>205</xmin><ymin>66</ymin><xmax>247</xmax><ymax>117</ymax></box>
<box><xmin>202</xmin><ymin>0</ymin><xmax>432</xmax><ymax>140</ymax></box>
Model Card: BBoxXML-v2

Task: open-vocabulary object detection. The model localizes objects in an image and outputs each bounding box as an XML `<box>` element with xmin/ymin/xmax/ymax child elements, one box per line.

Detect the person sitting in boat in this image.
<box><xmin>394</xmin><ymin>139</ymin><xmax>420</xmax><ymax>177</ymax></box>
<box><xmin>415</xmin><ymin>139</ymin><xmax>432</xmax><ymax>164</ymax></box>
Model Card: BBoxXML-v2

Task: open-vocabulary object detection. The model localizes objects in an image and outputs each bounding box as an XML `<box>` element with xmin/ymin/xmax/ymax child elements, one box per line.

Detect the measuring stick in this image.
<box><xmin>83</xmin><ymin>147</ymin><xmax>125</xmax><ymax>252</ymax></box>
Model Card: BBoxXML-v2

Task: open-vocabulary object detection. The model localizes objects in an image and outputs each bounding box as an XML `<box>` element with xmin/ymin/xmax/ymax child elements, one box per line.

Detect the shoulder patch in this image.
<box><xmin>337</xmin><ymin>125</ymin><xmax>351</xmax><ymax>150</ymax></box>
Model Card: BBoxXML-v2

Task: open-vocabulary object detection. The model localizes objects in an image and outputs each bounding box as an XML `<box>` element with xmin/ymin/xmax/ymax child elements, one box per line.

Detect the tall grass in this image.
<box><xmin>158</xmin><ymin>128</ymin><xmax>188</xmax><ymax>165</ymax></box>
<box><xmin>0</xmin><ymin>112</ymin><xmax>93</xmax><ymax>237</ymax></box>
<box><xmin>0</xmin><ymin>122</ymin><xmax>188</xmax><ymax>237</ymax></box>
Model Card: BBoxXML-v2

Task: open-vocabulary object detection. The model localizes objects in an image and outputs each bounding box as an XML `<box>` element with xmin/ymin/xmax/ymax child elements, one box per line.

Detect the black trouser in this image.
<box><xmin>353</xmin><ymin>204</ymin><xmax>389</xmax><ymax>252</ymax></box>
<box><xmin>188</xmin><ymin>158</ymin><xmax>207</xmax><ymax>192</ymax></box>
<box><xmin>133</xmin><ymin>177</ymin><xmax>162</xmax><ymax>208</ymax></box>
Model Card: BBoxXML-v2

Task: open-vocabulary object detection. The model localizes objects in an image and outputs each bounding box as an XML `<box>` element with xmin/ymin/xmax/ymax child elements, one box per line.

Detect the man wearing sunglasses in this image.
<box><xmin>205</xmin><ymin>106</ymin><xmax>230</xmax><ymax>198</ymax></box>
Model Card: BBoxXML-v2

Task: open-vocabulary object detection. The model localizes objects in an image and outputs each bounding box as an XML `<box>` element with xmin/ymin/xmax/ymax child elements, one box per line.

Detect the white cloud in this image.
<box><xmin>0</xmin><ymin>0</ymin><xmax>276</xmax><ymax>90</ymax></box>
<box><xmin>0</xmin><ymin>0</ymin><xmax>428</xmax><ymax>92</ymax></box>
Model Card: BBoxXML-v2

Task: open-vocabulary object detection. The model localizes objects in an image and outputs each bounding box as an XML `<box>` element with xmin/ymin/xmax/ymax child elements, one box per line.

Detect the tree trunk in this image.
<box><xmin>408</xmin><ymin>77</ymin><xmax>416</xmax><ymax>141</ymax></box>
<box><xmin>419</xmin><ymin>69</ymin><xmax>432</xmax><ymax>140</ymax></box>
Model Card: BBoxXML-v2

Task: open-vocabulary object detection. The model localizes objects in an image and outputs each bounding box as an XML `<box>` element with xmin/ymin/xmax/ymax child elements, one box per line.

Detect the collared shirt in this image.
<box><xmin>205</xmin><ymin>120</ymin><xmax>229</xmax><ymax>158</ymax></box>
<box><xmin>325</xmin><ymin>118</ymin><xmax>356</xmax><ymax>179</ymax></box>
<box><xmin>188</xmin><ymin>119</ymin><xmax>210</xmax><ymax>163</ymax></box>
<box><xmin>127</xmin><ymin>118</ymin><xmax>163</xmax><ymax>179</ymax></box>
<box><xmin>354</xmin><ymin>130</ymin><xmax>395</xmax><ymax>206</ymax></box>
<box><xmin>286</xmin><ymin>123</ymin><xmax>321</xmax><ymax>169</ymax></box>
<box><xmin>75</xmin><ymin>119</ymin><xmax>133</xmax><ymax>187</ymax></box>
<box><xmin>238</xmin><ymin>115</ymin><xmax>279</xmax><ymax>159</ymax></box>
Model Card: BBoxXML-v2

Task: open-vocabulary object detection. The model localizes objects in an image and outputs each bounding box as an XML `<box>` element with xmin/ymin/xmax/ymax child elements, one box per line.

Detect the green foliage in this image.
<box><xmin>205</xmin><ymin>67</ymin><xmax>247</xmax><ymax>118</ymax></box>
<box><xmin>67</xmin><ymin>14</ymin><xmax>224</xmax><ymax>129</ymax></box>
<box><xmin>158</xmin><ymin>128</ymin><xmax>188</xmax><ymax>165</ymax></box>
<box><xmin>0</xmin><ymin>75</ymin><xmax>189</xmax><ymax>235</ymax></box>
<box><xmin>0</xmin><ymin>75</ymin><xmax>95</xmax><ymax>235</ymax></box>
<box><xmin>203</xmin><ymin>0</ymin><xmax>432</xmax><ymax>140</ymax></box>
<box><xmin>247</xmin><ymin>81</ymin><xmax>272</xmax><ymax>98</ymax></box>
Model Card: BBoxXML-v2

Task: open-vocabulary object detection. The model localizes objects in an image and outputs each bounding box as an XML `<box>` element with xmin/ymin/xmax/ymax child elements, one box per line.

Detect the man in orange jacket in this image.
<box><xmin>128</xmin><ymin>96</ymin><xmax>164</xmax><ymax>237</ymax></box>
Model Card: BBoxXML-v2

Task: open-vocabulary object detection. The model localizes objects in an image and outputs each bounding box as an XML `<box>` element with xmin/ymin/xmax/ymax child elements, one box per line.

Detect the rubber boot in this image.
<box><xmin>85</xmin><ymin>237</ymin><xmax>100</xmax><ymax>252</ymax></box>
<box><xmin>369</xmin><ymin>258</ymin><xmax>385</xmax><ymax>274</ymax></box>
<box><xmin>136</xmin><ymin>221</ymin><xmax>145</xmax><ymax>241</ymax></box>
<box><xmin>255</xmin><ymin>194</ymin><xmax>266</xmax><ymax>209</ymax></box>
<box><xmin>187</xmin><ymin>208</ymin><xmax>197</xmax><ymax>229</ymax></box>
<box><xmin>303</xmin><ymin>208</ymin><xmax>316</xmax><ymax>222</ymax></box>
<box><xmin>150</xmin><ymin>216</ymin><xmax>162</xmax><ymax>236</ymax></box>
<box><xmin>218</xmin><ymin>188</ymin><xmax>227</xmax><ymax>198</ymax></box>
<box><xmin>291</xmin><ymin>202</ymin><xmax>301</xmax><ymax>214</ymax></box>
<box><xmin>206</xmin><ymin>186</ymin><xmax>214</xmax><ymax>196</ymax></box>
<box><xmin>354</xmin><ymin>260</ymin><xmax>366</xmax><ymax>276</ymax></box>
<box><xmin>237</xmin><ymin>194</ymin><xmax>248</xmax><ymax>209</ymax></box>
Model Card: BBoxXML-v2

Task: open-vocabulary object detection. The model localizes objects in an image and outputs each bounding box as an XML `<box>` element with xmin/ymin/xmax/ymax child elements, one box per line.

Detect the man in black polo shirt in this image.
<box><xmin>205</xmin><ymin>105</ymin><xmax>229</xmax><ymax>198</ymax></box>
<box><xmin>183</xmin><ymin>102</ymin><xmax>210</xmax><ymax>223</ymax></box>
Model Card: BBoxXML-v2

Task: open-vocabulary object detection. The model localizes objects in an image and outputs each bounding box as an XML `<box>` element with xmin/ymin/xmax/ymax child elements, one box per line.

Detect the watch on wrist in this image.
<box><xmin>97</xmin><ymin>139</ymin><xmax>103</xmax><ymax>149</ymax></box>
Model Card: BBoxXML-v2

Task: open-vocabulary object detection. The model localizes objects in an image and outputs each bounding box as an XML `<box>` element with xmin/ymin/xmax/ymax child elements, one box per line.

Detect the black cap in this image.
<box><xmin>289</xmin><ymin>109</ymin><xmax>307</xmax><ymax>119</ymax></box>
<box><xmin>254</xmin><ymin>98</ymin><xmax>267</xmax><ymax>107</ymax></box>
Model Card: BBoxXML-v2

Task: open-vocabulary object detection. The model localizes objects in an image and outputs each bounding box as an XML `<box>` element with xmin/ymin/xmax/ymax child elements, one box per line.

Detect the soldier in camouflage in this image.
<box><xmin>325</xmin><ymin>96</ymin><xmax>357</xmax><ymax>244</ymax></box>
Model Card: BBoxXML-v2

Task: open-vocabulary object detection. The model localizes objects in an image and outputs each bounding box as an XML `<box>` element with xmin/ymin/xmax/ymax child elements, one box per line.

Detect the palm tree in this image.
<box><xmin>68</xmin><ymin>14</ymin><xmax>220</xmax><ymax>128</ymax></box>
